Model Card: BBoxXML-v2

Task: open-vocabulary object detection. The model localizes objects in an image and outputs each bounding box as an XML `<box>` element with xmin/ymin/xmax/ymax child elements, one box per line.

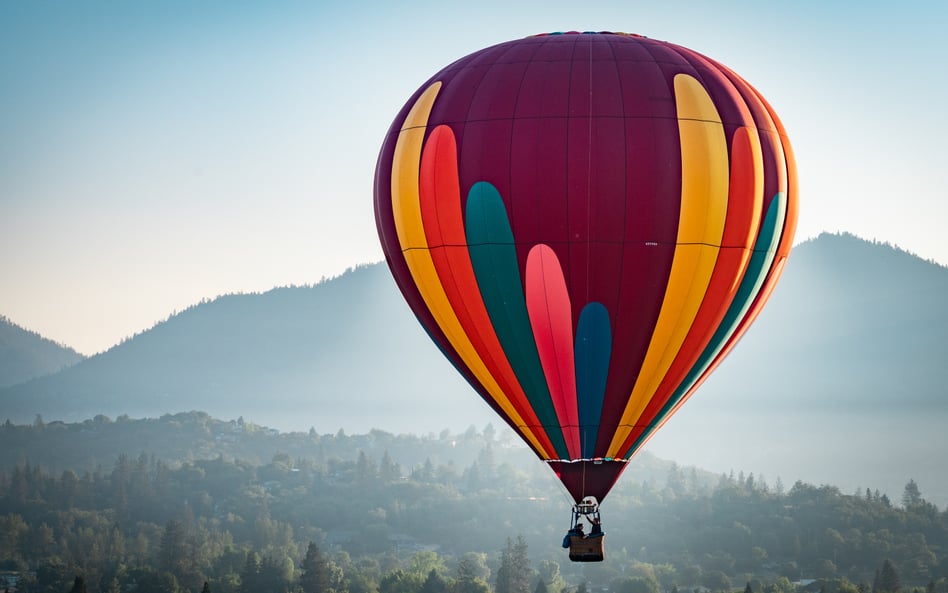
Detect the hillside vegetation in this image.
<box><xmin>1</xmin><ymin>413</ymin><xmax>947</xmax><ymax>593</ymax></box>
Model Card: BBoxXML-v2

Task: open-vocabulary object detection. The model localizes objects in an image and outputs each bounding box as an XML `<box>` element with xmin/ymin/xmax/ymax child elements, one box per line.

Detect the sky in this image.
<box><xmin>2</xmin><ymin>0</ymin><xmax>946</xmax><ymax>356</ymax></box>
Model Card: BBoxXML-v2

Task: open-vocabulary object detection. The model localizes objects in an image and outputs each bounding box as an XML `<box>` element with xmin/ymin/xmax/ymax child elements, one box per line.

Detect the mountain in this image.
<box><xmin>710</xmin><ymin>232</ymin><xmax>947</xmax><ymax>411</ymax></box>
<box><xmin>0</xmin><ymin>316</ymin><xmax>85</xmax><ymax>389</ymax></box>
<box><xmin>1</xmin><ymin>233</ymin><xmax>946</xmax><ymax>504</ymax></box>
<box><xmin>0</xmin><ymin>263</ymin><xmax>484</xmax><ymax>434</ymax></box>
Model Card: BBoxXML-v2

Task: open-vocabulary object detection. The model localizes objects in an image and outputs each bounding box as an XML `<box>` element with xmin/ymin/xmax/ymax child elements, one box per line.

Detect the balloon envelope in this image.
<box><xmin>374</xmin><ymin>32</ymin><xmax>797</xmax><ymax>503</ymax></box>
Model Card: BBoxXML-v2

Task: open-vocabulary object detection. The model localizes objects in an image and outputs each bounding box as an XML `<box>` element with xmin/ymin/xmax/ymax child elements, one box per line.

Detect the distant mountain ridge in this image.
<box><xmin>0</xmin><ymin>316</ymin><xmax>84</xmax><ymax>389</ymax></box>
<box><xmin>2</xmin><ymin>232</ymin><xmax>947</xmax><ymax>504</ymax></box>
<box><xmin>0</xmin><ymin>263</ymin><xmax>479</xmax><ymax>432</ymax></box>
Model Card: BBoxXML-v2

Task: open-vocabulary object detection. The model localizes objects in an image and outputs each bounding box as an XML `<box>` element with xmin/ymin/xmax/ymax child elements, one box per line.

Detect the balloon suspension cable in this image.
<box><xmin>554</xmin><ymin>478</ymin><xmax>577</xmax><ymax>509</ymax></box>
<box><xmin>581</xmin><ymin>458</ymin><xmax>587</xmax><ymax>503</ymax></box>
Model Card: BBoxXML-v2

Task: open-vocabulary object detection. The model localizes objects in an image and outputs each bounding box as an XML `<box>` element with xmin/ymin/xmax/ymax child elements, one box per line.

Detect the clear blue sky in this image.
<box><xmin>2</xmin><ymin>0</ymin><xmax>946</xmax><ymax>355</ymax></box>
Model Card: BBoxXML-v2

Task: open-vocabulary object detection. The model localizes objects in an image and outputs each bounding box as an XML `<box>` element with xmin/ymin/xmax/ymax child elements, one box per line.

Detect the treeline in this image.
<box><xmin>1</xmin><ymin>414</ymin><xmax>947</xmax><ymax>593</ymax></box>
<box><xmin>0</xmin><ymin>412</ymin><xmax>558</xmax><ymax>480</ymax></box>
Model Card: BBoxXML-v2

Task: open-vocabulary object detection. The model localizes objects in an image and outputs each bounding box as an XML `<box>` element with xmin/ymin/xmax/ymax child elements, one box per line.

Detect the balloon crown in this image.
<box><xmin>531</xmin><ymin>31</ymin><xmax>648</xmax><ymax>38</ymax></box>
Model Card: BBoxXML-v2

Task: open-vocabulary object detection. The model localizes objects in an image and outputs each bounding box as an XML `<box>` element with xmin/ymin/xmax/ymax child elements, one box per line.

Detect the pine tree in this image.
<box><xmin>159</xmin><ymin>519</ymin><xmax>188</xmax><ymax>579</ymax></box>
<box><xmin>511</xmin><ymin>535</ymin><xmax>531</xmax><ymax>593</ymax></box>
<box><xmin>422</xmin><ymin>569</ymin><xmax>449</xmax><ymax>593</ymax></box>
<box><xmin>356</xmin><ymin>450</ymin><xmax>376</xmax><ymax>483</ymax></box>
<box><xmin>495</xmin><ymin>536</ymin><xmax>531</xmax><ymax>593</ymax></box>
<box><xmin>901</xmin><ymin>480</ymin><xmax>923</xmax><ymax>509</ymax></box>
<box><xmin>69</xmin><ymin>576</ymin><xmax>88</xmax><ymax>593</ymax></box>
<box><xmin>422</xmin><ymin>458</ymin><xmax>435</xmax><ymax>481</ymax></box>
<box><xmin>240</xmin><ymin>551</ymin><xmax>260</xmax><ymax>593</ymax></box>
<box><xmin>380</xmin><ymin>451</ymin><xmax>400</xmax><ymax>482</ymax></box>
<box><xmin>477</xmin><ymin>445</ymin><xmax>496</xmax><ymax>482</ymax></box>
<box><xmin>774</xmin><ymin>477</ymin><xmax>785</xmax><ymax>496</ymax></box>
<box><xmin>301</xmin><ymin>541</ymin><xmax>331</xmax><ymax>593</ymax></box>
<box><xmin>259</xmin><ymin>555</ymin><xmax>290</xmax><ymax>593</ymax></box>
<box><xmin>877</xmin><ymin>559</ymin><xmax>901</xmax><ymax>593</ymax></box>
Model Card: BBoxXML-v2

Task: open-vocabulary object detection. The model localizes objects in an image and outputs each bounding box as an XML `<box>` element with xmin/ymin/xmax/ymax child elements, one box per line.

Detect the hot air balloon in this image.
<box><xmin>373</xmin><ymin>31</ymin><xmax>797</xmax><ymax>558</ymax></box>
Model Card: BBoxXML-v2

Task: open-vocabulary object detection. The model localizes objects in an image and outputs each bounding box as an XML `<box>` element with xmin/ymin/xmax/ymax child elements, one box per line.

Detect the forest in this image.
<box><xmin>0</xmin><ymin>412</ymin><xmax>946</xmax><ymax>593</ymax></box>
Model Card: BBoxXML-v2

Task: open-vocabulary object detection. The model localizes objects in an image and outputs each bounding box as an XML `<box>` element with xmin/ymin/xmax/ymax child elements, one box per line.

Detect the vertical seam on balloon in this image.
<box><xmin>390</xmin><ymin>82</ymin><xmax>553</xmax><ymax>458</ymax></box>
<box><xmin>582</xmin><ymin>34</ymin><xmax>595</xmax><ymax>458</ymax></box>
<box><xmin>579</xmin><ymin>33</ymin><xmax>595</xmax><ymax>458</ymax></box>
<box><xmin>585</xmin><ymin>33</ymin><xmax>594</xmax><ymax>307</ymax></box>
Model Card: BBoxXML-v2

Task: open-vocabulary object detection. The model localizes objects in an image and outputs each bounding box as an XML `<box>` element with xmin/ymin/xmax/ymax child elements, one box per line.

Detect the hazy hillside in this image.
<box><xmin>0</xmin><ymin>315</ymin><xmax>85</xmax><ymax>389</ymax></box>
<box><xmin>0</xmin><ymin>264</ymin><xmax>483</xmax><ymax>433</ymax></box>
<box><xmin>713</xmin><ymin>232</ymin><xmax>948</xmax><ymax>411</ymax></box>
<box><xmin>0</xmin><ymin>410</ymin><xmax>697</xmax><ymax>494</ymax></box>
<box><xmin>1</xmin><ymin>232</ymin><xmax>946</xmax><ymax>504</ymax></box>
